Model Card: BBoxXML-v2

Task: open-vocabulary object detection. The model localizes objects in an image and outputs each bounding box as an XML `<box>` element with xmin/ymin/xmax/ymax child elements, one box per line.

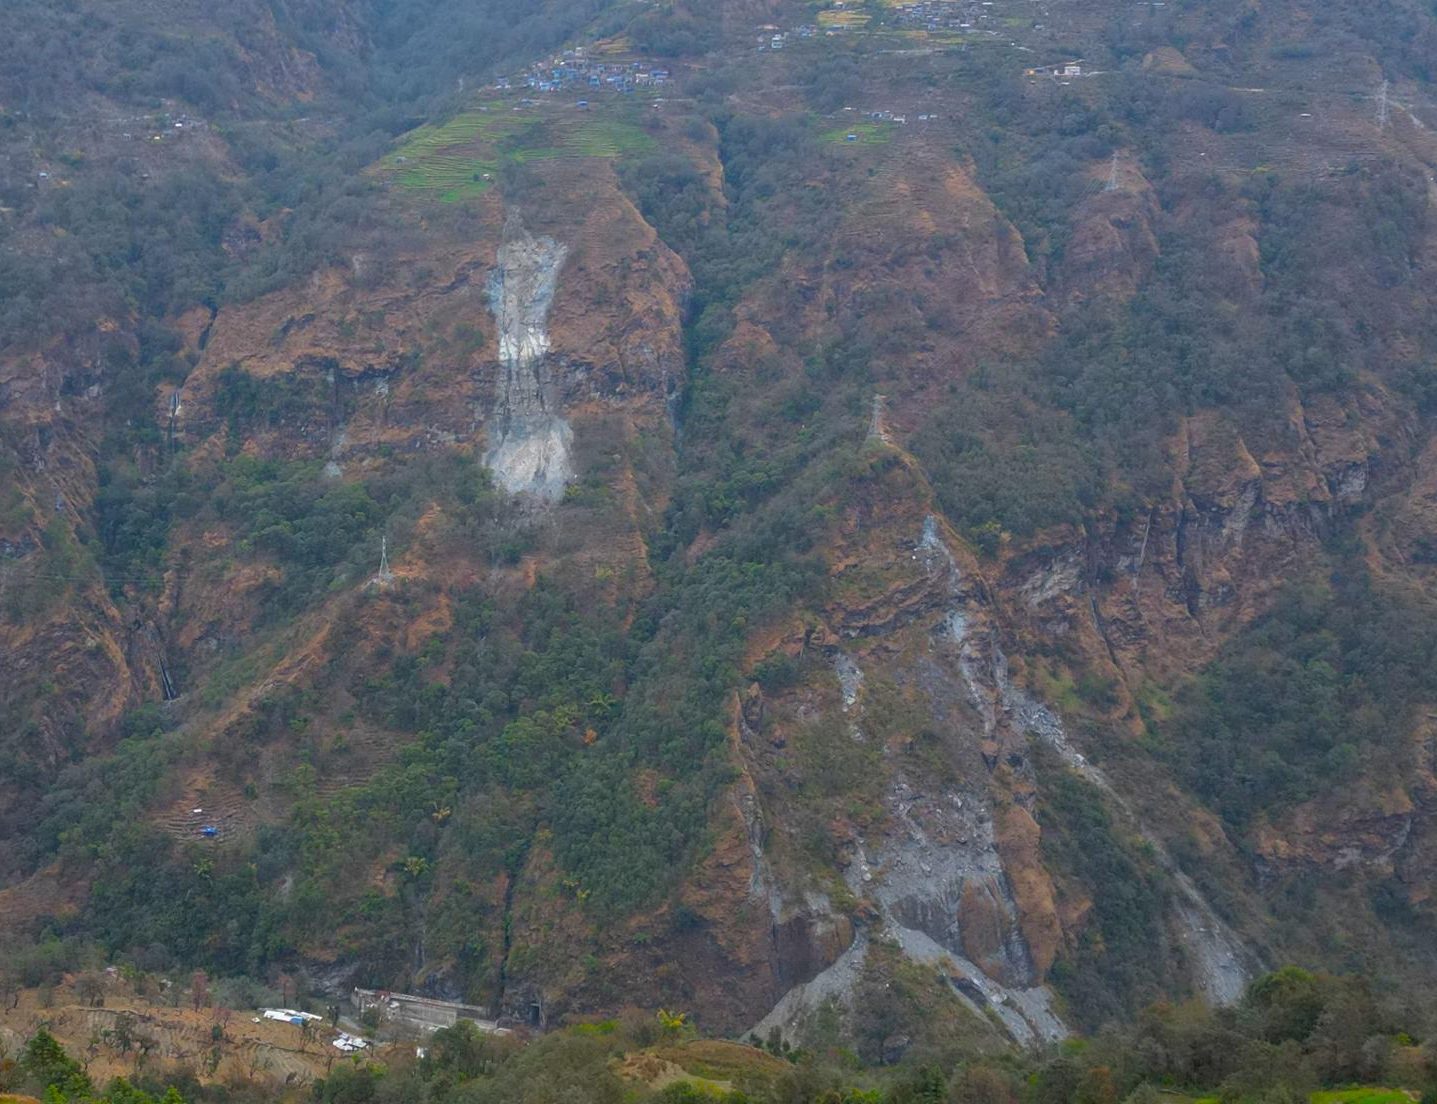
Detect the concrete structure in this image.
<box><xmin>352</xmin><ymin>988</ymin><xmax>510</xmax><ymax>1036</ymax></box>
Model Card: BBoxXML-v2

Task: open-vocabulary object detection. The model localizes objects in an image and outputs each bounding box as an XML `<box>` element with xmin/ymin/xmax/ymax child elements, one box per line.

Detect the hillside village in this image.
<box><xmin>488</xmin><ymin>0</ymin><xmax>1086</xmax><ymax>110</ymax></box>
<box><xmin>498</xmin><ymin>49</ymin><xmax>671</xmax><ymax>96</ymax></box>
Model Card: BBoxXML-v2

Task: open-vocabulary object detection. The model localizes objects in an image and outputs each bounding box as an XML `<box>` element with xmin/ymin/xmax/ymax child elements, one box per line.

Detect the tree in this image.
<box><xmin>1247</xmin><ymin>967</ymin><xmax>1326</xmax><ymax>1044</ymax></box>
<box><xmin>189</xmin><ymin>970</ymin><xmax>209</xmax><ymax>1012</ymax></box>
<box><xmin>1076</xmin><ymin>1066</ymin><xmax>1119</xmax><ymax>1104</ymax></box>
<box><xmin>657</xmin><ymin>1009</ymin><xmax>689</xmax><ymax>1037</ymax></box>
<box><xmin>20</xmin><ymin>1029</ymin><xmax>91</xmax><ymax>1097</ymax></box>
<box><xmin>0</xmin><ymin>966</ymin><xmax>21</xmax><ymax>1012</ymax></box>
<box><xmin>109</xmin><ymin>1012</ymin><xmax>137</xmax><ymax>1056</ymax></box>
<box><xmin>75</xmin><ymin>972</ymin><xmax>107</xmax><ymax>1008</ymax></box>
<box><xmin>949</xmin><ymin>1065</ymin><xmax>1016</xmax><ymax>1104</ymax></box>
<box><xmin>890</xmin><ymin>1067</ymin><xmax>948</xmax><ymax>1104</ymax></box>
<box><xmin>427</xmin><ymin>1020</ymin><xmax>502</xmax><ymax>1080</ymax></box>
<box><xmin>245</xmin><ymin>1046</ymin><xmax>272</xmax><ymax>1083</ymax></box>
<box><xmin>314</xmin><ymin>1061</ymin><xmax>383</xmax><ymax>1104</ymax></box>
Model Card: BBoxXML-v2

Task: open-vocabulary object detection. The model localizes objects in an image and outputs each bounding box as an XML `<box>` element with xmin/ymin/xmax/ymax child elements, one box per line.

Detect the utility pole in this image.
<box><xmin>1104</xmin><ymin>150</ymin><xmax>1120</xmax><ymax>192</ymax></box>
<box><xmin>1378</xmin><ymin>79</ymin><xmax>1390</xmax><ymax>130</ymax></box>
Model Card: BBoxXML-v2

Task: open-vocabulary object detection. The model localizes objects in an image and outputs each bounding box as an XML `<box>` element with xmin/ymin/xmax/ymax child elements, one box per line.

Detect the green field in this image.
<box><xmin>818</xmin><ymin>9</ymin><xmax>872</xmax><ymax>27</ymax></box>
<box><xmin>821</xmin><ymin>119</ymin><xmax>896</xmax><ymax>145</ymax></box>
<box><xmin>1311</xmin><ymin>1090</ymin><xmax>1414</xmax><ymax>1104</ymax></box>
<box><xmin>381</xmin><ymin>102</ymin><xmax>657</xmax><ymax>202</ymax></box>
<box><xmin>1182</xmin><ymin>1090</ymin><xmax>1412</xmax><ymax>1104</ymax></box>
<box><xmin>504</xmin><ymin>115</ymin><xmax>659</xmax><ymax>162</ymax></box>
<box><xmin>381</xmin><ymin>107</ymin><xmax>514</xmax><ymax>200</ymax></box>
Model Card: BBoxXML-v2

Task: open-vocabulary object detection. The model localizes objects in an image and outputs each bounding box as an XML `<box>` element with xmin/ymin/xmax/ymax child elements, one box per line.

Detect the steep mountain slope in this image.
<box><xmin>4</xmin><ymin>0</ymin><xmax>1437</xmax><ymax>1050</ymax></box>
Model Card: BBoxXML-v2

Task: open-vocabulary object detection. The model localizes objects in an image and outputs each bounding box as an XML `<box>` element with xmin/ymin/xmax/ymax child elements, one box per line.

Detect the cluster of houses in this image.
<box><xmin>111</xmin><ymin>111</ymin><xmax>206</xmax><ymax>147</ymax></box>
<box><xmin>757</xmin><ymin>25</ymin><xmax>822</xmax><ymax>50</ymax></box>
<box><xmin>1024</xmin><ymin>59</ymin><xmax>1085</xmax><ymax>78</ymax></box>
<box><xmin>497</xmin><ymin>50</ymin><xmax>670</xmax><ymax>96</ymax></box>
<box><xmin>478</xmin><ymin>4</ymin><xmax>1078</xmax><ymax>111</ymax></box>
<box><xmin>892</xmin><ymin>0</ymin><xmax>987</xmax><ymax>32</ymax></box>
<box><xmin>847</xmin><ymin>107</ymin><xmax>943</xmax><ymax>126</ymax></box>
<box><xmin>754</xmin><ymin>1</ymin><xmax>1031</xmax><ymax>47</ymax></box>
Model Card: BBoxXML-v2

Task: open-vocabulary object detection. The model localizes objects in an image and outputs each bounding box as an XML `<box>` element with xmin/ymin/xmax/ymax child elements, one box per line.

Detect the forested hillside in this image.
<box><xmin>4</xmin><ymin>0</ymin><xmax>1437</xmax><ymax>1086</ymax></box>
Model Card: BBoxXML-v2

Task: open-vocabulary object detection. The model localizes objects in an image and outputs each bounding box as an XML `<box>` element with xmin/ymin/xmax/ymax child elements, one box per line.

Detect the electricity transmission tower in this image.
<box><xmin>868</xmin><ymin>394</ymin><xmax>890</xmax><ymax>444</ymax></box>
<box><xmin>1377</xmin><ymin>79</ymin><xmax>1390</xmax><ymax>129</ymax></box>
<box><xmin>373</xmin><ymin>535</ymin><xmax>394</xmax><ymax>588</ymax></box>
<box><xmin>1104</xmin><ymin>150</ymin><xmax>1120</xmax><ymax>192</ymax></box>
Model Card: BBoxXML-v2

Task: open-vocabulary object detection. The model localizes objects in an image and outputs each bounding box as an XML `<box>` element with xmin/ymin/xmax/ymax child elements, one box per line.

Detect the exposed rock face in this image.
<box><xmin>741</xmin><ymin>507</ymin><xmax>1070</xmax><ymax>1046</ymax></box>
<box><xmin>854</xmin><ymin>771</ymin><xmax>1065</xmax><ymax>1043</ymax></box>
<box><xmin>735</xmin><ymin>433</ymin><xmax>1270</xmax><ymax>1042</ymax></box>
<box><xmin>485</xmin><ymin>216</ymin><xmax>573</xmax><ymax>501</ymax></box>
<box><xmin>751</xmin><ymin>932</ymin><xmax>872</xmax><ymax>1042</ymax></box>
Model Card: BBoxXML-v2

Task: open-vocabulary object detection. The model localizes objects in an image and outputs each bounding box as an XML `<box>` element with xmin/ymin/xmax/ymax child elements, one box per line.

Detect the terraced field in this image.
<box><xmin>381</xmin><ymin>108</ymin><xmax>516</xmax><ymax>201</ymax></box>
<box><xmin>1186</xmin><ymin>1092</ymin><xmax>1415</xmax><ymax>1104</ymax></box>
<box><xmin>381</xmin><ymin>102</ymin><xmax>657</xmax><ymax>202</ymax></box>
<box><xmin>821</xmin><ymin>119</ymin><xmax>896</xmax><ymax>145</ymax></box>
<box><xmin>1311</xmin><ymin>1091</ymin><xmax>1416</xmax><ymax>1104</ymax></box>
<box><xmin>819</xmin><ymin>9</ymin><xmax>873</xmax><ymax>28</ymax></box>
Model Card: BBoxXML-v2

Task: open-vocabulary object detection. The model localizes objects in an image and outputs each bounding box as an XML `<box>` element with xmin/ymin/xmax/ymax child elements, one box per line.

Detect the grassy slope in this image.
<box><xmin>382</xmin><ymin>101</ymin><xmax>657</xmax><ymax>201</ymax></box>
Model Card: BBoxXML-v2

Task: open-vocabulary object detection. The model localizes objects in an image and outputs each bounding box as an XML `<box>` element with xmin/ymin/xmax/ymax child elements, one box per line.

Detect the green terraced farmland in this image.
<box><xmin>1310</xmin><ymin>1090</ymin><xmax>1415</xmax><ymax>1104</ymax></box>
<box><xmin>381</xmin><ymin>107</ymin><xmax>520</xmax><ymax>201</ymax></box>
<box><xmin>1188</xmin><ymin>1089</ymin><xmax>1413</xmax><ymax>1104</ymax></box>
<box><xmin>382</xmin><ymin>103</ymin><xmax>657</xmax><ymax>202</ymax></box>
<box><xmin>821</xmin><ymin>120</ymin><xmax>896</xmax><ymax>145</ymax></box>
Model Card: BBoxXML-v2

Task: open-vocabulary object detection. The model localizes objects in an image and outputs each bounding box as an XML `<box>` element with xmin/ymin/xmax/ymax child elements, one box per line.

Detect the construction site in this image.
<box><xmin>352</xmin><ymin>989</ymin><xmax>510</xmax><ymax>1036</ymax></box>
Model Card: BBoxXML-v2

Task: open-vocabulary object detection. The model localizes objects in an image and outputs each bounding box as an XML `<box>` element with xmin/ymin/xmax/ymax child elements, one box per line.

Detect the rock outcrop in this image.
<box><xmin>484</xmin><ymin>215</ymin><xmax>574</xmax><ymax>500</ymax></box>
